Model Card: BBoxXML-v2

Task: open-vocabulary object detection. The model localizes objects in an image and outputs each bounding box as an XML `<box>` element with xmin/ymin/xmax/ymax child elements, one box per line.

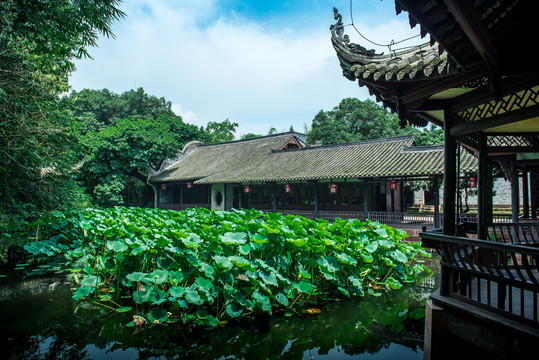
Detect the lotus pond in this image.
<box><xmin>1</xmin><ymin>207</ymin><xmax>439</xmax><ymax>359</ymax></box>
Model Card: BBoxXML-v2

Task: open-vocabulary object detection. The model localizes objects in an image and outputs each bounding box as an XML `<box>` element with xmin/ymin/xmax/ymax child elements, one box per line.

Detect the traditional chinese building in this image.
<box><xmin>148</xmin><ymin>132</ymin><xmax>476</xmax><ymax>236</ymax></box>
<box><xmin>330</xmin><ymin>1</ymin><xmax>539</xmax><ymax>357</ymax></box>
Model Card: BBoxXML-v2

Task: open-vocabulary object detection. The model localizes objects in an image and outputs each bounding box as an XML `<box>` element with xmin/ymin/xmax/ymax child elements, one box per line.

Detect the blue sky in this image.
<box><xmin>70</xmin><ymin>0</ymin><xmax>422</xmax><ymax>136</ymax></box>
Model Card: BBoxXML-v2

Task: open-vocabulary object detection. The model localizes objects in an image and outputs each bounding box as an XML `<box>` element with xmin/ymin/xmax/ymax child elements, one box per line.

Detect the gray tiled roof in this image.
<box><xmin>149</xmin><ymin>133</ymin><xmax>477</xmax><ymax>184</ymax></box>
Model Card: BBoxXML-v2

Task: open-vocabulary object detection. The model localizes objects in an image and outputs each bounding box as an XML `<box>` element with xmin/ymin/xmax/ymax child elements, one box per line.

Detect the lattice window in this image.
<box><xmin>457</xmin><ymin>87</ymin><xmax>539</xmax><ymax>122</ymax></box>
<box><xmin>487</xmin><ymin>135</ymin><xmax>537</xmax><ymax>148</ymax></box>
<box><xmin>159</xmin><ymin>188</ymin><xmax>175</xmax><ymax>204</ymax></box>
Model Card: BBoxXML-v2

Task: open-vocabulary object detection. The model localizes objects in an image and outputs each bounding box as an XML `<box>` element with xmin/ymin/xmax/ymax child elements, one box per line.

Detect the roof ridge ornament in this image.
<box><xmin>330</xmin><ymin>8</ymin><xmax>380</xmax><ymax>57</ymax></box>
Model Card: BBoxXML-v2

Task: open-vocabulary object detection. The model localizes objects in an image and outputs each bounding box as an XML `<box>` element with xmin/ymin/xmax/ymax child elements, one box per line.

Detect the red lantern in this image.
<box><xmin>186</xmin><ymin>182</ymin><xmax>193</xmax><ymax>189</ymax></box>
<box><xmin>329</xmin><ymin>183</ymin><xmax>338</xmax><ymax>194</ymax></box>
<box><xmin>389</xmin><ymin>180</ymin><xmax>398</xmax><ymax>190</ymax></box>
<box><xmin>284</xmin><ymin>184</ymin><xmax>292</xmax><ymax>193</ymax></box>
<box><xmin>161</xmin><ymin>183</ymin><xmax>167</xmax><ymax>190</ymax></box>
<box><xmin>469</xmin><ymin>176</ymin><xmax>477</xmax><ymax>188</ymax></box>
<box><xmin>243</xmin><ymin>185</ymin><xmax>252</xmax><ymax>194</ymax></box>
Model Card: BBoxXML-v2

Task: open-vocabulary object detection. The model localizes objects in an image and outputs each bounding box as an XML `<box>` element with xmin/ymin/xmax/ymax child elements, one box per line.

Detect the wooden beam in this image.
<box><xmin>400</xmin><ymin>66</ymin><xmax>487</xmax><ymax>105</ymax></box>
<box><xmin>450</xmin><ymin>73</ymin><xmax>539</xmax><ymax>114</ymax></box>
<box><xmin>442</xmin><ymin>0</ymin><xmax>499</xmax><ymax>68</ymax></box>
<box><xmin>450</xmin><ymin>104</ymin><xmax>539</xmax><ymax>137</ymax></box>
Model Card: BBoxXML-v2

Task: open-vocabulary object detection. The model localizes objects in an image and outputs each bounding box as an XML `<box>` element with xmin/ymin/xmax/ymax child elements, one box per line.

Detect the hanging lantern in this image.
<box><xmin>469</xmin><ymin>176</ymin><xmax>477</xmax><ymax>188</ymax></box>
<box><xmin>284</xmin><ymin>184</ymin><xmax>292</xmax><ymax>193</ymax></box>
<box><xmin>161</xmin><ymin>183</ymin><xmax>167</xmax><ymax>190</ymax></box>
<box><xmin>243</xmin><ymin>185</ymin><xmax>252</xmax><ymax>194</ymax></box>
<box><xmin>389</xmin><ymin>180</ymin><xmax>398</xmax><ymax>190</ymax></box>
<box><xmin>329</xmin><ymin>183</ymin><xmax>338</xmax><ymax>194</ymax></box>
<box><xmin>186</xmin><ymin>182</ymin><xmax>193</xmax><ymax>189</ymax></box>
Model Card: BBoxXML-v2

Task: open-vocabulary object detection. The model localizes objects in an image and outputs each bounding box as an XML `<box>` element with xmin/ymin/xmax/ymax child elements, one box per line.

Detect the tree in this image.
<box><xmin>412</xmin><ymin>124</ymin><xmax>444</xmax><ymax>146</ymax></box>
<box><xmin>84</xmin><ymin>114</ymin><xmax>200</xmax><ymax>207</ymax></box>
<box><xmin>0</xmin><ymin>0</ymin><xmax>124</xmax><ymax>252</ymax></box>
<box><xmin>307</xmin><ymin>98</ymin><xmax>411</xmax><ymax>145</ymax></box>
<box><xmin>201</xmin><ymin>119</ymin><xmax>238</xmax><ymax>144</ymax></box>
<box><xmin>61</xmin><ymin>88</ymin><xmax>177</xmax><ymax>133</ymax></box>
<box><xmin>241</xmin><ymin>133</ymin><xmax>262</xmax><ymax>140</ymax></box>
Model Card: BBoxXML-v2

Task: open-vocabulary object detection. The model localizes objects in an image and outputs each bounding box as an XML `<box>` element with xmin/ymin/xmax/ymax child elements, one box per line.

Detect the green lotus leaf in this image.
<box><xmin>287</xmin><ymin>238</ymin><xmax>307</xmax><ymax>247</ymax></box>
<box><xmin>106</xmin><ymin>240</ymin><xmax>128</xmax><ymax>253</ymax></box>
<box><xmin>126</xmin><ymin>272</ymin><xmax>147</xmax><ymax>282</ymax></box>
<box><xmin>73</xmin><ymin>286</ymin><xmax>95</xmax><ymax>301</ymax></box>
<box><xmin>275</xmin><ymin>293</ymin><xmax>289</xmax><ymax>307</ymax></box>
<box><xmin>365</xmin><ymin>242</ymin><xmax>378</xmax><ymax>254</ymax></box>
<box><xmin>149</xmin><ymin>309</ymin><xmax>169</xmax><ymax>323</ymax></box>
<box><xmin>220</xmin><ymin>232</ymin><xmax>247</xmax><ymax>245</ymax></box>
<box><xmin>80</xmin><ymin>275</ymin><xmax>99</xmax><ymax>287</ymax></box>
<box><xmin>226</xmin><ymin>303</ymin><xmax>243</xmax><ymax>318</ymax></box>
<box><xmin>199</xmin><ymin>263</ymin><xmax>216</xmax><ymax>278</ymax></box>
<box><xmin>238</xmin><ymin>243</ymin><xmax>251</xmax><ymax>255</ymax></box>
<box><xmin>181</xmin><ymin>233</ymin><xmax>203</xmax><ymax>248</ymax></box>
<box><xmin>169</xmin><ymin>286</ymin><xmax>186</xmax><ymax>298</ymax></box>
<box><xmin>213</xmin><ymin>255</ymin><xmax>233</xmax><ymax>270</ymax></box>
<box><xmin>250</xmin><ymin>233</ymin><xmax>268</xmax><ymax>244</ymax></box>
<box><xmin>185</xmin><ymin>290</ymin><xmax>203</xmax><ymax>305</ymax></box>
<box><xmin>252</xmin><ymin>291</ymin><xmax>272</xmax><ymax>312</ymax></box>
<box><xmin>294</xmin><ymin>281</ymin><xmax>314</xmax><ymax>294</ymax></box>
<box><xmin>259</xmin><ymin>270</ymin><xmax>278</xmax><ymax>287</ymax></box>
<box><xmin>374</xmin><ymin>227</ymin><xmax>388</xmax><ymax>238</ymax></box>
<box><xmin>149</xmin><ymin>269</ymin><xmax>168</xmax><ymax>284</ymax></box>
<box><xmin>195</xmin><ymin>277</ymin><xmax>213</xmax><ymax>292</ymax></box>
<box><xmin>391</xmin><ymin>249</ymin><xmax>408</xmax><ymax>263</ymax></box>
<box><xmin>335</xmin><ymin>252</ymin><xmax>357</xmax><ymax>266</ymax></box>
<box><xmin>133</xmin><ymin>289</ymin><xmax>152</xmax><ymax>304</ymax></box>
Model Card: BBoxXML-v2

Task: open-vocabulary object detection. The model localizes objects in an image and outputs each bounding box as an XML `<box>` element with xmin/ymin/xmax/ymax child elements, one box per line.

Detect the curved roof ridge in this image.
<box><xmin>198</xmin><ymin>131</ymin><xmax>307</xmax><ymax>148</ymax></box>
<box><xmin>275</xmin><ymin>134</ymin><xmax>414</xmax><ymax>153</ymax></box>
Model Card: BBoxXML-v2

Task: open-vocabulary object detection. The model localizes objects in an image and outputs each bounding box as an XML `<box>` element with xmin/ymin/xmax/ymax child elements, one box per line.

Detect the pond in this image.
<box><xmin>1</xmin><ymin>255</ymin><xmax>440</xmax><ymax>360</ymax></box>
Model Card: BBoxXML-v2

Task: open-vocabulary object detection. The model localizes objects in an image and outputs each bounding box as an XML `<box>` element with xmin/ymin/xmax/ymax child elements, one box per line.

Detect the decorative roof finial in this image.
<box><xmin>330</xmin><ymin>8</ymin><xmax>379</xmax><ymax>57</ymax></box>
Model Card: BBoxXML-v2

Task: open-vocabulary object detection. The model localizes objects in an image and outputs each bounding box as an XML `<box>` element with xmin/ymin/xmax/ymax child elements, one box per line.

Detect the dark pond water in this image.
<box><xmin>0</xmin><ymin>257</ymin><xmax>440</xmax><ymax>360</ymax></box>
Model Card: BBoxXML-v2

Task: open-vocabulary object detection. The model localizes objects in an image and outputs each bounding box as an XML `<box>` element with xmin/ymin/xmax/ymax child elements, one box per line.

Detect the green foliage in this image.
<box><xmin>23</xmin><ymin>207</ymin><xmax>431</xmax><ymax>327</ymax></box>
<box><xmin>60</xmin><ymin>88</ymin><xmax>179</xmax><ymax>134</ymax></box>
<box><xmin>240</xmin><ymin>133</ymin><xmax>261</xmax><ymax>140</ymax></box>
<box><xmin>201</xmin><ymin>119</ymin><xmax>238</xmax><ymax>144</ymax></box>
<box><xmin>0</xmin><ymin>0</ymin><xmax>123</xmax><ymax>254</ymax></box>
<box><xmin>82</xmin><ymin>114</ymin><xmax>200</xmax><ymax>207</ymax></box>
<box><xmin>307</xmin><ymin>98</ymin><xmax>410</xmax><ymax>145</ymax></box>
<box><xmin>412</xmin><ymin>124</ymin><xmax>444</xmax><ymax>146</ymax></box>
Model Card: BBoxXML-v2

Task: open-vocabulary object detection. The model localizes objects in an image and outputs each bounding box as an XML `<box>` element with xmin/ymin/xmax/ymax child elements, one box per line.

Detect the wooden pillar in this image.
<box><xmin>434</xmin><ymin>175</ymin><xmax>440</xmax><ymax>228</ymax></box>
<box><xmin>238</xmin><ymin>185</ymin><xmax>242</xmax><ymax>209</ymax></box>
<box><xmin>363</xmin><ymin>179</ymin><xmax>369</xmax><ymax>220</ymax></box>
<box><xmin>511</xmin><ymin>157</ymin><xmax>519</xmax><ymax>222</ymax></box>
<box><xmin>314</xmin><ymin>180</ymin><xmax>319</xmax><ymax>219</ymax></box>
<box><xmin>443</xmin><ymin>109</ymin><xmax>457</xmax><ymax>236</ymax></box>
<box><xmin>477</xmin><ymin>135</ymin><xmax>493</xmax><ymax>240</ymax></box>
<box><xmin>180</xmin><ymin>183</ymin><xmax>184</xmax><ymax>210</ymax></box>
<box><xmin>522</xmin><ymin>169</ymin><xmax>529</xmax><ymax>218</ymax></box>
<box><xmin>532</xmin><ymin>171</ymin><xmax>539</xmax><ymax>219</ymax></box>
<box><xmin>441</xmin><ymin>109</ymin><xmax>457</xmax><ymax>298</ymax></box>
<box><xmin>272</xmin><ymin>182</ymin><xmax>277</xmax><ymax>213</ymax></box>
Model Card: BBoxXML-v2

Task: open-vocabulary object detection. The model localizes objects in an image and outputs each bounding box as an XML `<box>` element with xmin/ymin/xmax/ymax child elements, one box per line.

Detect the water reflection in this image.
<box><xmin>1</xmin><ymin>256</ymin><xmax>440</xmax><ymax>360</ymax></box>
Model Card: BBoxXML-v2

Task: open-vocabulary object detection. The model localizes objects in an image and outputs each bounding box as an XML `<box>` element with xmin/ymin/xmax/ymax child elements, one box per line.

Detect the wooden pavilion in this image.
<box><xmin>148</xmin><ymin>132</ymin><xmax>476</xmax><ymax>238</ymax></box>
<box><xmin>330</xmin><ymin>1</ymin><xmax>538</xmax><ymax>358</ymax></box>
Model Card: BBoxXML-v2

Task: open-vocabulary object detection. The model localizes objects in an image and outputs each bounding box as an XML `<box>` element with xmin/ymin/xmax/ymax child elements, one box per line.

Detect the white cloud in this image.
<box><xmin>171</xmin><ymin>103</ymin><xmax>201</xmax><ymax>127</ymax></box>
<box><xmin>69</xmin><ymin>1</ymin><xmax>414</xmax><ymax>138</ymax></box>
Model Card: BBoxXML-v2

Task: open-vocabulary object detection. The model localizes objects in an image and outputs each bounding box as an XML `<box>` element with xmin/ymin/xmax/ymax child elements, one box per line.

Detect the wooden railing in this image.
<box><xmin>420</xmin><ymin>230</ymin><xmax>539</xmax><ymax>329</ymax></box>
<box><xmin>488</xmin><ymin>222</ymin><xmax>539</xmax><ymax>245</ymax></box>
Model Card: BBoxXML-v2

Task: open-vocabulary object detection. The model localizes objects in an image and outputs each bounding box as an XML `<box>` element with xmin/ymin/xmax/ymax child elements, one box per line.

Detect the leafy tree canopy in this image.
<box><xmin>412</xmin><ymin>124</ymin><xmax>444</xmax><ymax>146</ymax></box>
<box><xmin>0</xmin><ymin>0</ymin><xmax>124</xmax><ymax>245</ymax></box>
<box><xmin>201</xmin><ymin>119</ymin><xmax>238</xmax><ymax>144</ymax></box>
<box><xmin>61</xmin><ymin>88</ymin><xmax>177</xmax><ymax>133</ymax></box>
<box><xmin>307</xmin><ymin>98</ymin><xmax>411</xmax><ymax>145</ymax></box>
<box><xmin>83</xmin><ymin>114</ymin><xmax>200</xmax><ymax>207</ymax></box>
